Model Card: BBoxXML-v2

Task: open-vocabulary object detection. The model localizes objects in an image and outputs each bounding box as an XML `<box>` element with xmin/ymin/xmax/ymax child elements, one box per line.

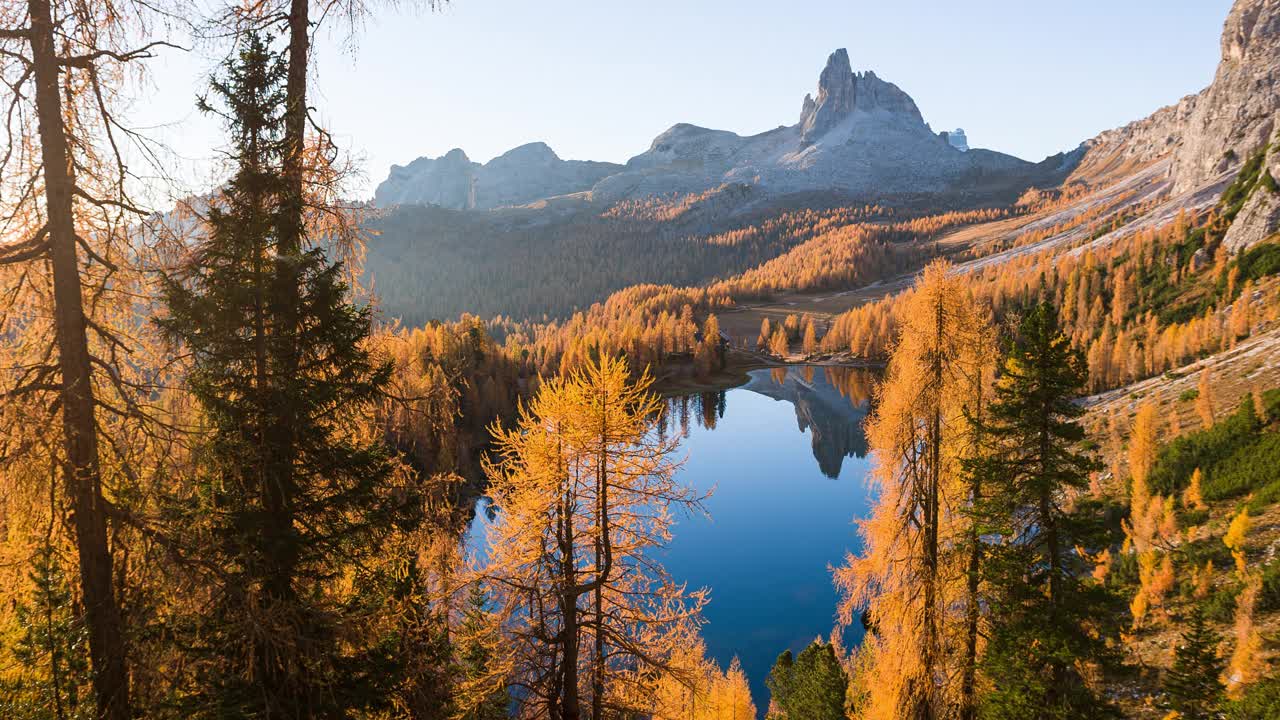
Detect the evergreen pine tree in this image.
<box><xmin>1163</xmin><ymin>606</ymin><xmax>1224</xmax><ymax>719</ymax></box>
<box><xmin>456</xmin><ymin>586</ymin><xmax>509</xmax><ymax>720</ymax></box>
<box><xmin>0</xmin><ymin>543</ymin><xmax>92</xmax><ymax>720</ymax></box>
<box><xmin>765</xmin><ymin>649</ymin><xmax>794</xmax><ymax>717</ymax></box>
<box><xmin>159</xmin><ymin>31</ymin><xmax>403</xmax><ymax>717</ymax></box>
<box><xmin>970</xmin><ymin>302</ymin><xmax>1121</xmax><ymax>719</ymax></box>
<box><xmin>765</xmin><ymin>641</ymin><xmax>847</xmax><ymax>720</ymax></box>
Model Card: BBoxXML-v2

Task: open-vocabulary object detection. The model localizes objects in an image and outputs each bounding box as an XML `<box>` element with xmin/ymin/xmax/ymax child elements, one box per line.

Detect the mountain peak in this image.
<box><xmin>799</xmin><ymin>49</ymin><xmax>856</xmax><ymax>144</ymax></box>
<box><xmin>797</xmin><ymin>49</ymin><xmax>925</xmax><ymax>146</ymax></box>
<box><xmin>495</xmin><ymin>141</ymin><xmax>561</xmax><ymax>164</ymax></box>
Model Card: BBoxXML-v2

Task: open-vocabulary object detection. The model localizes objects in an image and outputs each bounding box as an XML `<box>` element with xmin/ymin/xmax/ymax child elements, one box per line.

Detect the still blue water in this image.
<box><xmin>468</xmin><ymin>366</ymin><xmax>876</xmax><ymax>714</ymax></box>
<box><xmin>657</xmin><ymin>367</ymin><xmax>875</xmax><ymax>712</ymax></box>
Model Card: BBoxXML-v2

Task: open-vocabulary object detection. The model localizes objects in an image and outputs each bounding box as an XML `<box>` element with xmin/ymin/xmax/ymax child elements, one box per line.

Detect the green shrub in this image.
<box><xmin>1179</xmin><ymin>508</ymin><xmax>1210</xmax><ymax>527</ymax></box>
<box><xmin>1180</xmin><ymin>388</ymin><xmax>1201</xmax><ymax>402</ymax></box>
<box><xmin>1149</xmin><ymin>397</ymin><xmax>1262</xmax><ymax>496</ymax></box>
<box><xmin>1260</xmin><ymin>561</ymin><xmax>1280</xmax><ymax>613</ymax></box>
<box><xmin>1202</xmin><ymin>432</ymin><xmax>1280</xmax><ymax>500</ymax></box>
<box><xmin>1224</xmin><ymin>674</ymin><xmax>1280</xmax><ymax>719</ymax></box>
<box><xmin>1262</xmin><ymin>170</ymin><xmax>1279</xmax><ymax>194</ymax></box>
<box><xmin>1262</xmin><ymin>388</ymin><xmax>1280</xmax><ymax>423</ymax></box>
<box><xmin>1202</xmin><ymin>580</ymin><xmax>1242</xmax><ymax>623</ymax></box>
<box><xmin>1238</xmin><ymin>242</ymin><xmax>1280</xmax><ymax>282</ymax></box>
<box><xmin>1222</xmin><ymin>146</ymin><xmax>1270</xmax><ymax>221</ymax></box>
<box><xmin>1247</xmin><ymin>479</ymin><xmax>1280</xmax><ymax>513</ymax></box>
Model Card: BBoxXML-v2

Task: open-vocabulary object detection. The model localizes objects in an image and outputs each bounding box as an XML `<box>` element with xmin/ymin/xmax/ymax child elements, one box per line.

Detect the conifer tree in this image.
<box><xmin>770</xmin><ymin>327</ymin><xmax>790</xmax><ymax>357</ymax></box>
<box><xmin>766</xmin><ymin>641</ymin><xmax>848</xmax><ymax>720</ymax></box>
<box><xmin>476</xmin><ymin>355</ymin><xmax>706</xmax><ymax>720</ymax></box>
<box><xmin>968</xmin><ymin>302</ymin><xmax>1119</xmax><ymax>719</ymax></box>
<box><xmin>758</xmin><ymin>317</ymin><xmax>772</xmax><ymax>350</ymax></box>
<box><xmin>1163</xmin><ymin>606</ymin><xmax>1224</xmax><ymax>719</ymax></box>
<box><xmin>158</xmin><ymin>32</ymin><xmax>403</xmax><ymax>717</ymax></box>
<box><xmin>455</xmin><ymin>586</ymin><xmax>510</xmax><ymax>720</ymax></box>
<box><xmin>834</xmin><ymin>260</ymin><xmax>994</xmax><ymax>720</ymax></box>
<box><xmin>0</xmin><ymin>543</ymin><xmax>92</xmax><ymax>720</ymax></box>
<box><xmin>802</xmin><ymin>319</ymin><xmax>819</xmax><ymax>355</ymax></box>
<box><xmin>1197</xmin><ymin>369</ymin><xmax>1216</xmax><ymax>429</ymax></box>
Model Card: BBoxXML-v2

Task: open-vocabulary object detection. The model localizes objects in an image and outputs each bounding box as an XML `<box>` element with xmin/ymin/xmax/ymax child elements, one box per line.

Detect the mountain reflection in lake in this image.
<box><xmin>656</xmin><ymin>366</ymin><xmax>877</xmax><ymax>713</ymax></box>
<box><xmin>466</xmin><ymin>366</ymin><xmax>877</xmax><ymax>716</ymax></box>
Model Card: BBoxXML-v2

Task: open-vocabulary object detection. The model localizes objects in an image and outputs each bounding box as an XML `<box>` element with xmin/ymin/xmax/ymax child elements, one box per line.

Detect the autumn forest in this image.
<box><xmin>3</xmin><ymin>1</ymin><xmax>1280</xmax><ymax>720</ymax></box>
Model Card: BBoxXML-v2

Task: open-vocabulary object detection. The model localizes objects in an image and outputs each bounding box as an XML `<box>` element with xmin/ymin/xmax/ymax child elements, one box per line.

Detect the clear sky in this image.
<box><xmin>136</xmin><ymin>0</ymin><xmax>1235</xmax><ymax>201</ymax></box>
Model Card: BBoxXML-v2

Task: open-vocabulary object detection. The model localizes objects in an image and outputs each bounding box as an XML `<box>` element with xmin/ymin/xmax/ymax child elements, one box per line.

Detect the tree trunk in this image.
<box><xmin>960</xmin><ymin>376</ymin><xmax>985</xmax><ymax>720</ymax></box>
<box><xmin>918</xmin><ymin>294</ymin><xmax>945</xmax><ymax>720</ymax></box>
<box><xmin>591</xmin><ymin>393</ymin><xmax>611</xmax><ymax>720</ymax></box>
<box><xmin>560</xmin><ymin>487</ymin><xmax>581</xmax><ymax>720</ymax></box>
<box><xmin>27</xmin><ymin>2</ymin><xmax>130</xmax><ymax>718</ymax></box>
<box><xmin>281</xmin><ymin>0</ymin><xmax>309</xmax><ymax>257</ymax></box>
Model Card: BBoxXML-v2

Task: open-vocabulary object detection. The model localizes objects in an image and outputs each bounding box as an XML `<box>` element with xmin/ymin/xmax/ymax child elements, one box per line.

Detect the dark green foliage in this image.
<box><xmin>1262</xmin><ymin>388</ymin><xmax>1280</xmax><ymax>422</ymax></box>
<box><xmin>1224</xmin><ymin>675</ymin><xmax>1280</xmax><ymax>720</ymax></box>
<box><xmin>0</xmin><ymin>544</ymin><xmax>92</xmax><ymax>720</ymax></box>
<box><xmin>970</xmin><ymin>303</ymin><xmax>1120</xmax><ymax>719</ymax></box>
<box><xmin>1148</xmin><ymin>396</ymin><xmax>1264</xmax><ymax>497</ymax></box>
<box><xmin>1259</xmin><ymin>562</ymin><xmax>1280</xmax><ymax>613</ymax></box>
<box><xmin>1262</xmin><ymin>170</ymin><xmax>1279</xmax><ymax>194</ymax></box>
<box><xmin>1161</xmin><ymin>606</ymin><xmax>1224</xmax><ymax>719</ymax></box>
<box><xmin>1221</xmin><ymin>146</ymin><xmax>1270</xmax><ymax>222</ymax></box>
<box><xmin>1205</xmin><ymin>432</ymin><xmax>1280</xmax><ymax>500</ymax></box>
<box><xmin>765</xmin><ymin>641</ymin><xmax>847</xmax><ymax>720</ymax></box>
<box><xmin>765</xmin><ymin>649</ymin><xmax>794</xmax><ymax>715</ymax></box>
<box><xmin>159</xmin><ymin>32</ymin><xmax>407</xmax><ymax>717</ymax></box>
<box><xmin>1238</xmin><ymin>242</ymin><xmax>1280</xmax><ymax>283</ymax></box>
<box><xmin>1203</xmin><ymin>581</ymin><xmax>1244</xmax><ymax>624</ymax></box>
<box><xmin>455</xmin><ymin>587</ymin><xmax>509</xmax><ymax>720</ymax></box>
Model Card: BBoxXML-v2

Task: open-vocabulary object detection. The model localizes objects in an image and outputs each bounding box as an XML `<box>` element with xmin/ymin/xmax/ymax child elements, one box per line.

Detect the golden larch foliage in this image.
<box><xmin>833</xmin><ymin>260</ymin><xmax>995</xmax><ymax>720</ymax></box>
<box><xmin>1197</xmin><ymin>369</ymin><xmax>1216</xmax><ymax>429</ymax></box>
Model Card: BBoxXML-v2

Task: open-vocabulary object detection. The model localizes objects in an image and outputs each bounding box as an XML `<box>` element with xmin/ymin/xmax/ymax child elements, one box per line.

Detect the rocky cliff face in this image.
<box><xmin>1072</xmin><ymin>0</ymin><xmax>1279</xmax><ymax>196</ymax></box>
<box><xmin>1224</xmin><ymin>130</ymin><xmax>1280</xmax><ymax>252</ymax></box>
<box><xmin>796</xmin><ymin>48</ymin><xmax>923</xmax><ymax>145</ymax></box>
<box><xmin>591</xmin><ymin>47</ymin><xmax>1058</xmax><ymax>203</ymax></box>
<box><xmin>374</xmin><ymin>142</ymin><xmax>621</xmax><ymax>209</ymax></box>
<box><xmin>1172</xmin><ymin>0</ymin><xmax>1280</xmax><ymax>193</ymax></box>
<box><xmin>376</xmin><ymin>148</ymin><xmax>477</xmax><ymax>208</ymax></box>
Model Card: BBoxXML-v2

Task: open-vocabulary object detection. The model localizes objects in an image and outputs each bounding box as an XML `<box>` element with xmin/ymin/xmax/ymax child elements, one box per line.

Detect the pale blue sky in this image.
<box><xmin>137</xmin><ymin>0</ymin><xmax>1234</xmax><ymax>200</ymax></box>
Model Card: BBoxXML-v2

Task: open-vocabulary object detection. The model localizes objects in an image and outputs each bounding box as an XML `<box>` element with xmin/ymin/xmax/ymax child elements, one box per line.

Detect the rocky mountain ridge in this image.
<box><xmin>374</xmin><ymin>48</ymin><xmax>1066</xmax><ymax>210</ymax></box>
<box><xmin>374</xmin><ymin>142</ymin><xmax>621</xmax><ymax>210</ymax></box>
<box><xmin>1069</xmin><ymin>0</ymin><xmax>1280</xmax><ymax>251</ymax></box>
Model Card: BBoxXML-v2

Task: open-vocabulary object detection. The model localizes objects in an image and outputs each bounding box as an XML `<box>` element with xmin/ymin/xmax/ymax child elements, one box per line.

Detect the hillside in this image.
<box><xmin>362</xmin><ymin>47</ymin><xmax>1079</xmax><ymax>324</ymax></box>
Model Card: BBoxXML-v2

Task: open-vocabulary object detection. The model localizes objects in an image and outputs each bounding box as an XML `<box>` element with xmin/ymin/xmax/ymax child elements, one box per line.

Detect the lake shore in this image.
<box><xmin>653</xmin><ymin>348</ymin><xmax>884</xmax><ymax>397</ymax></box>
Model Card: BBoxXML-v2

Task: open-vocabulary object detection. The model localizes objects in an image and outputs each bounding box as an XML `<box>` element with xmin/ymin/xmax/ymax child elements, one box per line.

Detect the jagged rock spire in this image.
<box><xmin>799</xmin><ymin>49</ymin><xmax>856</xmax><ymax>145</ymax></box>
<box><xmin>798</xmin><ymin>48</ymin><xmax>926</xmax><ymax>146</ymax></box>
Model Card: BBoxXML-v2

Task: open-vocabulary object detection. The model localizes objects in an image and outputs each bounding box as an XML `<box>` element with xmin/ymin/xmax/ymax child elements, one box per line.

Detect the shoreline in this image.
<box><xmin>652</xmin><ymin>349</ymin><xmax>885</xmax><ymax>397</ymax></box>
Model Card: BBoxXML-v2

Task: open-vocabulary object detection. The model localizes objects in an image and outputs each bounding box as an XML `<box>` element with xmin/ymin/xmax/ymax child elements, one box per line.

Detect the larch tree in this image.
<box><xmin>695</xmin><ymin>313</ymin><xmax>722</xmax><ymax>377</ymax></box>
<box><xmin>647</xmin><ymin>633</ymin><xmax>756</xmax><ymax>720</ymax></box>
<box><xmin>769</xmin><ymin>326</ymin><xmax>789</xmax><ymax>357</ymax></box>
<box><xmin>475</xmin><ymin>355</ymin><xmax>708</xmax><ymax>720</ymax></box>
<box><xmin>1128</xmin><ymin>401</ymin><xmax>1159</xmax><ymax>504</ymax></box>
<box><xmin>833</xmin><ymin>260</ymin><xmax>994</xmax><ymax>720</ymax></box>
<box><xmin>1197</xmin><ymin>368</ymin><xmax>1216</xmax><ymax>429</ymax></box>
<box><xmin>802</xmin><ymin>318</ymin><xmax>819</xmax><ymax>355</ymax></box>
<box><xmin>158</xmin><ymin>31</ymin><xmax>407</xmax><ymax>716</ymax></box>
<box><xmin>0</xmin><ymin>2</ymin><xmax>178</xmax><ymax>717</ymax></box>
